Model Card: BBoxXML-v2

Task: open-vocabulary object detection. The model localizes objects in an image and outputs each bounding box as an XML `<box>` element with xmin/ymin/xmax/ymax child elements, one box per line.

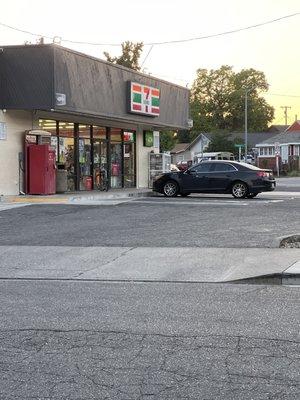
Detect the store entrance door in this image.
<box><xmin>93</xmin><ymin>139</ymin><xmax>108</xmax><ymax>190</ymax></box>
<box><xmin>110</xmin><ymin>142</ymin><xmax>122</xmax><ymax>189</ymax></box>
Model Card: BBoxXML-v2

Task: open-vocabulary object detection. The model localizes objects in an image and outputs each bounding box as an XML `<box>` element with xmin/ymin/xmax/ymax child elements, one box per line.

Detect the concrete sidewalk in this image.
<box><xmin>0</xmin><ymin>245</ymin><xmax>299</xmax><ymax>283</ymax></box>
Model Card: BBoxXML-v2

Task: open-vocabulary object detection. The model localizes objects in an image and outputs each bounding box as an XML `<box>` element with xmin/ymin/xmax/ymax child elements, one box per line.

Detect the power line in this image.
<box><xmin>144</xmin><ymin>12</ymin><xmax>300</xmax><ymax>46</ymax></box>
<box><xmin>0</xmin><ymin>21</ymin><xmax>53</xmax><ymax>41</ymax></box>
<box><xmin>140</xmin><ymin>44</ymin><xmax>154</xmax><ymax>68</ymax></box>
<box><xmin>0</xmin><ymin>12</ymin><xmax>299</xmax><ymax>47</ymax></box>
<box><xmin>266</xmin><ymin>93</ymin><xmax>300</xmax><ymax>98</ymax></box>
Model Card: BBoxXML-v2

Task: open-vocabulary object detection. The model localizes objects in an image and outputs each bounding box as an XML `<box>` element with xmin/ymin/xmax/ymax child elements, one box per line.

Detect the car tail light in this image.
<box><xmin>256</xmin><ymin>171</ymin><xmax>269</xmax><ymax>178</ymax></box>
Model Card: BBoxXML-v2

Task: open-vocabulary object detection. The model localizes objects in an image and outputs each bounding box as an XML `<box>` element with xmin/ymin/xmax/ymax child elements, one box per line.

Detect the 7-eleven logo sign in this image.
<box><xmin>129</xmin><ymin>82</ymin><xmax>160</xmax><ymax>117</ymax></box>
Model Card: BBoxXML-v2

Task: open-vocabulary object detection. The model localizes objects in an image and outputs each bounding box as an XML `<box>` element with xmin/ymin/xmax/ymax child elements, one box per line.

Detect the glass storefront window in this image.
<box><xmin>111</xmin><ymin>128</ymin><xmax>122</xmax><ymax>142</ymax></box>
<box><xmin>94</xmin><ymin>126</ymin><xmax>106</xmax><ymax>139</ymax></box>
<box><xmin>36</xmin><ymin>121</ymin><xmax>136</xmax><ymax>192</ymax></box>
<box><xmin>79</xmin><ymin>138</ymin><xmax>92</xmax><ymax>190</ymax></box>
<box><xmin>58</xmin><ymin>122</ymin><xmax>74</xmax><ymax>137</ymax></box>
<box><xmin>110</xmin><ymin>128</ymin><xmax>122</xmax><ymax>189</ymax></box>
<box><xmin>123</xmin><ymin>142</ymin><xmax>135</xmax><ymax>188</ymax></box>
<box><xmin>58</xmin><ymin>122</ymin><xmax>75</xmax><ymax>192</ymax></box>
<box><xmin>78</xmin><ymin>125</ymin><xmax>92</xmax><ymax>190</ymax></box>
<box><xmin>38</xmin><ymin>119</ymin><xmax>57</xmax><ymax>134</ymax></box>
<box><xmin>110</xmin><ymin>142</ymin><xmax>122</xmax><ymax>189</ymax></box>
<box><xmin>58</xmin><ymin>136</ymin><xmax>75</xmax><ymax>191</ymax></box>
<box><xmin>123</xmin><ymin>131</ymin><xmax>135</xmax><ymax>188</ymax></box>
<box><xmin>79</xmin><ymin>125</ymin><xmax>91</xmax><ymax>138</ymax></box>
<box><xmin>93</xmin><ymin>140</ymin><xmax>108</xmax><ymax>190</ymax></box>
<box><xmin>38</xmin><ymin>119</ymin><xmax>58</xmax><ymax>160</ymax></box>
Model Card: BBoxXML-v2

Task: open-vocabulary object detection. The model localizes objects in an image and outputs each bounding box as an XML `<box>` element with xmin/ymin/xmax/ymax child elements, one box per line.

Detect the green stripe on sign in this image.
<box><xmin>133</xmin><ymin>93</ymin><xmax>142</xmax><ymax>103</ymax></box>
<box><xmin>152</xmin><ymin>97</ymin><xmax>160</xmax><ymax>107</ymax></box>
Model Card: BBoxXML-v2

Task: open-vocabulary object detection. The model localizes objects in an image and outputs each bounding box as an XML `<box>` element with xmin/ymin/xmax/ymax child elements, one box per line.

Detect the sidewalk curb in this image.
<box><xmin>0</xmin><ymin>190</ymin><xmax>156</xmax><ymax>205</ymax></box>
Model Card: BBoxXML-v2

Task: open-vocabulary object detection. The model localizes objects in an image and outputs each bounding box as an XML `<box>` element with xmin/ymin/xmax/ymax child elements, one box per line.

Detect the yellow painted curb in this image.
<box><xmin>11</xmin><ymin>197</ymin><xmax>68</xmax><ymax>204</ymax></box>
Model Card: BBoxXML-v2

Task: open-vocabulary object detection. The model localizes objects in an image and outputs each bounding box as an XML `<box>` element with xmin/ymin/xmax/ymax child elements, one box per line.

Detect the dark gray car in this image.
<box><xmin>153</xmin><ymin>160</ymin><xmax>276</xmax><ymax>198</ymax></box>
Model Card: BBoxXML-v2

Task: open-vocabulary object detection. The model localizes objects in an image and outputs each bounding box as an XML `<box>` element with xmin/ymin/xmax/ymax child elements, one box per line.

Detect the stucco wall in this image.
<box><xmin>136</xmin><ymin>127</ymin><xmax>157</xmax><ymax>188</ymax></box>
<box><xmin>0</xmin><ymin>110</ymin><xmax>33</xmax><ymax>195</ymax></box>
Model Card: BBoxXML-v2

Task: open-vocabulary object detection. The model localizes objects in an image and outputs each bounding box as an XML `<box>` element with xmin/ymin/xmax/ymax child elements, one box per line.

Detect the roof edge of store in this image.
<box><xmin>0</xmin><ymin>43</ymin><xmax>190</xmax><ymax>92</ymax></box>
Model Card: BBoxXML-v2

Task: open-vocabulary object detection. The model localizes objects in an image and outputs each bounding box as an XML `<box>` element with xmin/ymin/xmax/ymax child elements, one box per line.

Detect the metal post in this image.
<box><xmin>276</xmin><ymin>156</ymin><xmax>280</xmax><ymax>177</ymax></box>
<box><xmin>244</xmin><ymin>90</ymin><xmax>248</xmax><ymax>161</ymax></box>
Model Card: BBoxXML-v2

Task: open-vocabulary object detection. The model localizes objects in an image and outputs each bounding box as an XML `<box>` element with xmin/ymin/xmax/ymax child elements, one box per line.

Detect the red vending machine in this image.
<box><xmin>27</xmin><ymin>144</ymin><xmax>56</xmax><ymax>195</ymax></box>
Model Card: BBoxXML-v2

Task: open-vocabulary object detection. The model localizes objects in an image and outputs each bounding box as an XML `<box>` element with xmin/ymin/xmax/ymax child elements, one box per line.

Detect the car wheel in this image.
<box><xmin>180</xmin><ymin>193</ymin><xmax>191</xmax><ymax>197</ymax></box>
<box><xmin>231</xmin><ymin>181</ymin><xmax>248</xmax><ymax>199</ymax></box>
<box><xmin>163</xmin><ymin>181</ymin><xmax>179</xmax><ymax>197</ymax></box>
<box><xmin>247</xmin><ymin>193</ymin><xmax>259</xmax><ymax>198</ymax></box>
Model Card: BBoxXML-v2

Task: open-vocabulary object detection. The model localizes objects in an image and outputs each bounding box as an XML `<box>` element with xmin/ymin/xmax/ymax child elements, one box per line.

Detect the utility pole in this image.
<box><xmin>280</xmin><ymin>106</ymin><xmax>291</xmax><ymax>125</ymax></box>
<box><xmin>245</xmin><ymin>90</ymin><xmax>248</xmax><ymax>159</ymax></box>
<box><xmin>243</xmin><ymin>86</ymin><xmax>255</xmax><ymax>161</ymax></box>
<box><xmin>244</xmin><ymin>88</ymin><xmax>254</xmax><ymax>159</ymax></box>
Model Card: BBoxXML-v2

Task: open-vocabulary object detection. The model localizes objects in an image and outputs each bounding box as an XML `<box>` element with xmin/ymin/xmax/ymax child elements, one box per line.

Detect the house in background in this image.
<box><xmin>266</xmin><ymin>124</ymin><xmax>289</xmax><ymax>134</ymax></box>
<box><xmin>170</xmin><ymin>131</ymin><xmax>278</xmax><ymax>164</ymax></box>
<box><xmin>256</xmin><ymin>121</ymin><xmax>300</xmax><ymax>171</ymax></box>
<box><xmin>170</xmin><ymin>133</ymin><xmax>209</xmax><ymax>164</ymax></box>
<box><xmin>227</xmin><ymin>132</ymin><xmax>279</xmax><ymax>152</ymax></box>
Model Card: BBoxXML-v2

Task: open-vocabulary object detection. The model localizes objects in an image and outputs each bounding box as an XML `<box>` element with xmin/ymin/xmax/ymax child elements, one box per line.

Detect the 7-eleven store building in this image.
<box><xmin>0</xmin><ymin>44</ymin><xmax>189</xmax><ymax>195</ymax></box>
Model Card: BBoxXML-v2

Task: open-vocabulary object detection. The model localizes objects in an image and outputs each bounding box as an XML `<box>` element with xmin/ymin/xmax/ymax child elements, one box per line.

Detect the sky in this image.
<box><xmin>1</xmin><ymin>0</ymin><xmax>300</xmax><ymax>125</ymax></box>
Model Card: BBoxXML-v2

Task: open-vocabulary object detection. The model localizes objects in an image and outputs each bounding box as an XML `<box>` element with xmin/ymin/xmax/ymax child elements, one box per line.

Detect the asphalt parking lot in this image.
<box><xmin>0</xmin><ymin>193</ymin><xmax>299</xmax><ymax>248</ymax></box>
<box><xmin>0</xmin><ymin>189</ymin><xmax>299</xmax><ymax>399</ymax></box>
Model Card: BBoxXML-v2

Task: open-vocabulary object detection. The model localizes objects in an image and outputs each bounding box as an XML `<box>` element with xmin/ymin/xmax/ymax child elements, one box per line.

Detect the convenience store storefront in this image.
<box><xmin>0</xmin><ymin>44</ymin><xmax>190</xmax><ymax>195</ymax></box>
<box><xmin>36</xmin><ymin>120</ymin><xmax>137</xmax><ymax>191</ymax></box>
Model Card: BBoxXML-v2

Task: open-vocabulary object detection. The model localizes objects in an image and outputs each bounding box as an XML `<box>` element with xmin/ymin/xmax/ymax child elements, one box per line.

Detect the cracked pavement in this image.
<box><xmin>1</xmin><ymin>280</ymin><xmax>300</xmax><ymax>399</ymax></box>
<box><xmin>0</xmin><ymin>329</ymin><xmax>299</xmax><ymax>399</ymax></box>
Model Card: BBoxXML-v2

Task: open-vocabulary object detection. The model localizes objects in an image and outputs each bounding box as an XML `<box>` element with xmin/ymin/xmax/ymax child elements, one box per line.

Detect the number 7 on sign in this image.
<box><xmin>143</xmin><ymin>87</ymin><xmax>150</xmax><ymax>113</ymax></box>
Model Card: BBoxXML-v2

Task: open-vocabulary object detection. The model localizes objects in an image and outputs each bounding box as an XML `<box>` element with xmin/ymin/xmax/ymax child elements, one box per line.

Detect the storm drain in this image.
<box><xmin>280</xmin><ymin>234</ymin><xmax>300</xmax><ymax>248</ymax></box>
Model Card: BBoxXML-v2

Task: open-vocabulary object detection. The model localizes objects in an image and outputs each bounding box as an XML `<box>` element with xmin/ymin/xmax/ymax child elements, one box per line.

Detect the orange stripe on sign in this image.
<box><xmin>132</xmin><ymin>84</ymin><xmax>142</xmax><ymax>92</ymax></box>
<box><xmin>151</xmin><ymin>89</ymin><xmax>160</xmax><ymax>97</ymax></box>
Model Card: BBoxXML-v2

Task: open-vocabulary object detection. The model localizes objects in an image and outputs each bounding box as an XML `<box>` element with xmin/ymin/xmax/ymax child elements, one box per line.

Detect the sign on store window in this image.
<box><xmin>0</xmin><ymin>122</ymin><xmax>7</xmax><ymax>140</ymax></box>
<box><xmin>143</xmin><ymin>131</ymin><xmax>154</xmax><ymax>147</ymax></box>
<box><xmin>128</xmin><ymin>82</ymin><xmax>160</xmax><ymax>117</ymax></box>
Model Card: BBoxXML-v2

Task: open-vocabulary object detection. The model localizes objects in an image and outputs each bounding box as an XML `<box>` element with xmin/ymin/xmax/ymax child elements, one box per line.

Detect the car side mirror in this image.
<box><xmin>187</xmin><ymin>169</ymin><xmax>196</xmax><ymax>174</ymax></box>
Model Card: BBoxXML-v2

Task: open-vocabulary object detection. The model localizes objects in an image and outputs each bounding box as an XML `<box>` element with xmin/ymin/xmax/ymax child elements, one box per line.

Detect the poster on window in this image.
<box><xmin>0</xmin><ymin>122</ymin><xmax>7</xmax><ymax>140</ymax></box>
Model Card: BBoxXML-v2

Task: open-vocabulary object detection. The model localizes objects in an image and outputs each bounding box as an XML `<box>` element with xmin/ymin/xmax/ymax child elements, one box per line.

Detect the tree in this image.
<box><xmin>177</xmin><ymin>130</ymin><xmax>195</xmax><ymax>143</ymax></box>
<box><xmin>190</xmin><ymin>66</ymin><xmax>274</xmax><ymax>133</ymax></box>
<box><xmin>104</xmin><ymin>41</ymin><xmax>144</xmax><ymax>71</ymax></box>
<box><xmin>160</xmin><ymin>131</ymin><xmax>177</xmax><ymax>152</ymax></box>
<box><xmin>206</xmin><ymin>132</ymin><xmax>243</xmax><ymax>155</ymax></box>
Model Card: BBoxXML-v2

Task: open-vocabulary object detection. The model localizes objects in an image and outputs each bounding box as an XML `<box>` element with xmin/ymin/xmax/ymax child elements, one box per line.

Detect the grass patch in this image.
<box><xmin>287</xmin><ymin>170</ymin><xmax>300</xmax><ymax>177</ymax></box>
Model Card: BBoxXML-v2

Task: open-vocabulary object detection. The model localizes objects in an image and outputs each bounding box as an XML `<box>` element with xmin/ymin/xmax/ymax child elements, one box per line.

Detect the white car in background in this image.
<box><xmin>241</xmin><ymin>155</ymin><xmax>255</xmax><ymax>164</ymax></box>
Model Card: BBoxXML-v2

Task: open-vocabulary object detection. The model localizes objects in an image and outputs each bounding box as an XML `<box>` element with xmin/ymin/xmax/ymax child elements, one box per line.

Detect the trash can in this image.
<box><xmin>84</xmin><ymin>176</ymin><xmax>93</xmax><ymax>191</ymax></box>
<box><xmin>56</xmin><ymin>169</ymin><xmax>68</xmax><ymax>193</ymax></box>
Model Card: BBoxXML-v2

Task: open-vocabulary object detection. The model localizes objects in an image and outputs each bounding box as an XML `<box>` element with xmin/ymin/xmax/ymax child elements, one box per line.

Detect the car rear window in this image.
<box><xmin>238</xmin><ymin>162</ymin><xmax>261</xmax><ymax>170</ymax></box>
<box><xmin>211</xmin><ymin>163</ymin><xmax>237</xmax><ymax>172</ymax></box>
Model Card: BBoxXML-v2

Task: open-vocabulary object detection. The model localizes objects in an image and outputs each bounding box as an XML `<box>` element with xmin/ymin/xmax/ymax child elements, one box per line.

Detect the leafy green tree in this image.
<box><xmin>160</xmin><ymin>131</ymin><xmax>177</xmax><ymax>152</ymax></box>
<box><xmin>176</xmin><ymin>130</ymin><xmax>195</xmax><ymax>143</ymax></box>
<box><xmin>206</xmin><ymin>132</ymin><xmax>244</xmax><ymax>156</ymax></box>
<box><xmin>190</xmin><ymin>66</ymin><xmax>274</xmax><ymax>133</ymax></box>
<box><xmin>104</xmin><ymin>41</ymin><xmax>144</xmax><ymax>71</ymax></box>
<box><xmin>206</xmin><ymin>132</ymin><xmax>235</xmax><ymax>153</ymax></box>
